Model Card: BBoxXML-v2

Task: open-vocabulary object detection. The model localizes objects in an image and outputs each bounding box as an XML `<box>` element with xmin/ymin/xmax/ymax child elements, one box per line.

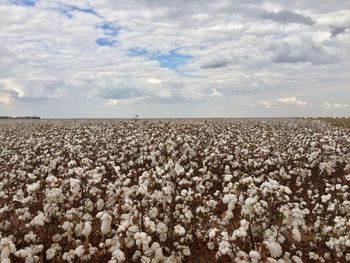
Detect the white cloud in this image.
<box><xmin>210</xmin><ymin>88</ymin><xmax>223</xmax><ymax>97</ymax></box>
<box><xmin>146</xmin><ymin>78</ymin><xmax>163</xmax><ymax>84</ymax></box>
<box><xmin>322</xmin><ymin>102</ymin><xmax>349</xmax><ymax>108</ymax></box>
<box><xmin>0</xmin><ymin>0</ymin><xmax>349</xmax><ymax>116</ymax></box>
<box><xmin>0</xmin><ymin>93</ymin><xmax>12</xmax><ymax>105</ymax></box>
<box><xmin>259</xmin><ymin>96</ymin><xmax>307</xmax><ymax>109</ymax></box>
<box><xmin>276</xmin><ymin>96</ymin><xmax>307</xmax><ymax>106</ymax></box>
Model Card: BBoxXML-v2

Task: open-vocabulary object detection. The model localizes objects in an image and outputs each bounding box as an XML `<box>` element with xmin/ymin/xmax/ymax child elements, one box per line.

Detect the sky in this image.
<box><xmin>0</xmin><ymin>0</ymin><xmax>349</xmax><ymax>118</ymax></box>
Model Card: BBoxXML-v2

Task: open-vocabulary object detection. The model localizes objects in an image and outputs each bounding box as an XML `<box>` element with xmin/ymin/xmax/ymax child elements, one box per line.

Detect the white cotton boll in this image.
<box><xmin>149</xmin><ymin>207</ymin><xmax>158</xmax><ymax>218</ymax></box>
<box><xmin>96</xmin><ymin>199</ymin><xmax>105</xmax><ymax>211</ymax></box>
<box><xmin>292</xmin><ymin>227</ymin><xmax>301</xmax><ymax>242</ymax></box>
<box><xmin>309</xmin><ymin>252</ymin><xmax>319</xmax><ymax>260</ymax></box>
<box><xmin>267</xmin><ymin>258</ymin><xmax>278</xmax><ymax>263</ymax></box>
<box><xmin>82</xmin><ymin>222</ymin><xmax>92</xmax><ymax>237</ymax></box>
<box><xmin>74</xmin><ymin>245</ymin><xmax>85</xmax><ymax>257</ymax></box>
<box><xmin>75</xmin><ymin>222</ymin><xmax>83</xmax><ymax>236</ymax></box>
<box><xmin>112</xmin><ymin>249</ymin><xmax>125</xmax><ymax>262</ymax></box>
<box><xmin>222</xmin><ymin>194</ymin><xmax>237</xmax><ymax>204</ymax></box>
<box><xmin>345</xmin><ymin>239</ymin><xmax>350</xmax><ymax>247</ymax></box>
<box><xmin>30</xmin><ymin>212</ymin><xmax>47</xmax><ymax>226</ymax></box>
<box><xmin>224</xmin><ymin>174</ymin><xmax>233</xmax><ymax>182</ymax></box>
<box><xmin>46</xmin><ymin>248</ymin><xmax>56</xmax><ymax>260</ymax></box>
<box><xmin>69</xmin><ymin>178</ymin><xmax>80</xmax><ymax>195</ymax></box>
<box><xmin>27</xmin><ymin>182</ymin><xmax>40</xmax><ymax>193</ymax></box>
<box><xmin>321</xmin><ymin>194</ymin><xmax>331</xmax><ymax>203</ymax></box>
<box><xmin>52</xmin><ymin>234</ymin><xmax>61</xmax><ymax>243</ymax></box>
<box><xmin>249</xmin><ymin>250</ymin><xmax>260</xmax><ymax>263</ymax></box>
<box><xmin>1</xmin><ymin>246</ymin><xmax>10</xmax><ymax>260</ymax></box>
<box><xmin>207</xmin><ymin>242</ymin><xmax>215</xmax><ymax>250</ymax></box>
<box><xmin>174</xmin><ymin>225</ymin><xmax>186</xmax><ymax>236</ymax></box>
<box><xmin>265</xmin><ymin>241</ymin><xmax>283</xmax><ymax>258</ymax></box>
<box><xmin>100</xmin><ymin>213</ymin><xmax>112</xmax><ymax>235</ymax></box>
<box><xmin>62</xmin><ymin>252</ymin><xmax>74</xmax><ymax>262</ymax></box>
<box><xmin>209</xmin><ymin>229</ymin><xmax>217</xmax><ymax>239</ymax></box>
<box><xmin>2</xmin><ymin>259</ymin><xmax>11</xmax><ymax>263</ymax></box>
<box><xmin>141</xmin><ymin>256</ymin><xmax>151</xmax><ymax>263</ymax></box>
<box><xmin>24</xmin><ymin>231</ymin><xmax>36</xmax><ymax>243</ymax></box>
<box><xmin>175</xmin><ymin>164</ymin><xmax>185</xmax><ymax>176</ymax></box>
<box><xmin>151</xmin><ymin>243</ymin><xmax>164</xmax><ymax>263</ymax></box>
<box><xmin>292</xmin><ymin>255</ymin><xmax>303</xmax><ymax>263</ymax></box>
<box><xmin>125</xmin><ymin>236</ymin><xmax>134</xmax><ymax>248</ymax></box>
<box><xmin>132</xmin><ymin>250</ymin><xmax>141</xmax><ymax>261</ymax></box>
<box><xmin>183</xmin><ymin>247</ymin><xmax>191</xmax><ymax>256</ymax></box>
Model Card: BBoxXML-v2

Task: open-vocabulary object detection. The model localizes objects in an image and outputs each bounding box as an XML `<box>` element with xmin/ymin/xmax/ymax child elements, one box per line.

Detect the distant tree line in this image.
<box><xmin>0</xmin><ymin>116</ymin><xmax>40</xmax><ymax>119</ymax></box>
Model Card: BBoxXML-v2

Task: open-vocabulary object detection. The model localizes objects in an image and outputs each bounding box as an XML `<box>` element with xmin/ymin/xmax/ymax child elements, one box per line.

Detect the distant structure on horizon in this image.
<box><xmin>0</xmin><ymin>116</ymin><xmax>41</xmax><ymax>119</ymax></box>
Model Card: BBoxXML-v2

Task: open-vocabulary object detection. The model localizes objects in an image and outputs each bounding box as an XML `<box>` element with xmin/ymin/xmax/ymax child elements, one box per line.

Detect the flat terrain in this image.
<box><xmin>0</xmin><ymin>119</ymin><xmax>349</xmax><ymax>262</ymax></box>
<box><xmin>319</xmin><ymin>117</ymin><xmax>350</xmax><ymax>129</ymax></box>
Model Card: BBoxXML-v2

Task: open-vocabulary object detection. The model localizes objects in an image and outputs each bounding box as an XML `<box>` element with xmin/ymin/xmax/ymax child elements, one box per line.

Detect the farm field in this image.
<box><xmin>0</xmin><ymin>119</ymin><xmax>350</xmax><ymax>263</ymax></box>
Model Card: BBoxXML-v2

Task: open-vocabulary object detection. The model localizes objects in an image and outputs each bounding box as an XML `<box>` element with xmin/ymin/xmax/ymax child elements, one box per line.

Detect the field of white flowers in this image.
<box><xmin>0</xmin><ymin>119</ymin><xmax>349</xmax><ymax>263</ymax></box>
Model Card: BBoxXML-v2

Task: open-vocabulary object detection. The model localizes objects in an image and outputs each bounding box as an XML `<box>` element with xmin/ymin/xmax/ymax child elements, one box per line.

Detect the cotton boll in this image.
<box><xmin>267</xmin><ymin>257</ymin><xmax>278</xmax><ymax>263</ymax></box>
<box><xmin>291</xmin><ymin>255</ymin><xmax>303</xmax><ymax>263</ymax></box>
<box><xmin>30</xmin><ymin>212</ymin><xmax>48</xmax><ymax>226</ymax></box>
<box><xmin>321</xmin><ymin>194</ymin><xmax>332</xmax><ymax>203</ymax></box>
<box><xmin>149</xmin><ymin>207</ymin><xmax>158</xmax><ymax>218</ymax></box>
<box><xmin>132</xmin><ymin>250</ymin><xmax>141</xmax><ymax>261</ymax></box>
<box><xmin>96</xmin><ymin>199</ymin><xmax>105</xmax><ymax>211</ymax></box>
<box><xmin>151</xmin><ymin>243</ymin><xmax>164</xmax><ymax>263</ymax></box>
<box><xmin>249</xmin><ymin>250</ymin><xmax>261</xmax><ymax>263</ymax></box>
<box><xmin>52</xmin><ymin>234</ymin><xmax>61</xmax><ymax>243</ymax></box>
<box><xmin>62</xmin><ymin>252</ymin><xmax>74</xmax><ymax>262</ymax></box>
<box><xmin>309</xmin><ymin>252</ymin><xmax>319</xmax><ymax>260</ymax></box>
<box><xmin>27</xmin><ymin>183</ymin><xmax>40</xmax><ymax>193</ymax></box>
<box><xmin>100</xmin><ymin>213</ymin><xmax>112</xmax><ymax>235</ymax></box>
<box><xmin>174</xmin><ymin>225</ymin><xmax>186</xmax><ymax>236</ymax></box>
<box><xmin>112</xmin><ymin>248</ymin><xmax>125</xmax><ymax>262</ymax></box>
<box><xmin>69</xmin><ymin>178</ymin><xmax>80</xmax><ymax>195</ymax></box>
<box><xmin>224</xmin><ymin>174</ymin><xmax>233</xmax><ymax>182</ymax></box>
<box><xmin>74</xmin><ymin>222</ymin><xmax>83</xmax><ymax>236</ymax></box>
<box><xmin>292</xmin><ymin>227</ymin><xmax>301</xmax><ymax>242</ymax></box>
<box><xmin>265</xmin><ymin>241</ymin><xmax>283</xmax><ymax>258</ymax></box>
<box><xmin>207</xmin><ymin>242</ymin><xmax>215</xmax><ymax>250</ymax></box>
<box><xmin>46</xmin><ymin>248</ymin><xmax>56</xmax><ymax>260</ymax></box>
<box><xmin>208</xmin><ymin>229</ymin><xmax>217</xmax><ymax>239</ymax></box>
<box><xmin>74</xmin><ymin>245</ymin><xmax>85</xmax><ymax>257</ymax></box>
<box><xmin>1</xmin><ymin>245</ymin><xmax>10</xmax><ymax>261</ymax></box>
<box><xmin>183</xmin><ymin>247</ymin><xmax>191</xmax><ymax>256</ymax></box>
<box><xmin>82</xmin><ymin>222</ymin><xmax>92</xmax><ymax>238</ymax></box>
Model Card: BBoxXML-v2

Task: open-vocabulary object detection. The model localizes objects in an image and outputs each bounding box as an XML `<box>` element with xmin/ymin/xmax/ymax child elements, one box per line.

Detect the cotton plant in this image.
<box><xmin>0</xmin><ymin>119</ymin><xmax>349</xmax><ymax>262</ymax></box>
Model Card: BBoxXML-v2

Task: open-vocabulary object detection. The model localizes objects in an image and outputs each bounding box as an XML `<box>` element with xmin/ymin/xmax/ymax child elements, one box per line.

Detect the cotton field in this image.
<box><xmin>0</xmin><ymin>119</ymin><xmax>350</xmax><ymax>263</ymax></box>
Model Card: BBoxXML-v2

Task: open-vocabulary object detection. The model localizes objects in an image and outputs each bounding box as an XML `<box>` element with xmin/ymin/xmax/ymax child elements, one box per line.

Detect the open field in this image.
<box><xmin>318</xmin><ymin>118</ymin><xmax>350</xmax><ymax>129</ymax></box>
<box><xmin>0</xmin><ymin>119</ymin><xmax>350</xmax><ymax>263</ymax></box>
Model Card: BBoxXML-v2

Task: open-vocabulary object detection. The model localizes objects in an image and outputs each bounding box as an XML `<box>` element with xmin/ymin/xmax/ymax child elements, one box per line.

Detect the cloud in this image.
<box><xmin>276</xmin><ymin>96</ymin><xmax>306</xmax><ymax>106</ymax></box>
<box><xmin>147</xmin><ymin>78</ymin><xmax>162</xmax><ymax>84</ymax></box>
<box><xmin>0</xmin><ymin>0</ymin><xmax>349</xmax><ymax>116</ymax></box>
<box><xmin>210</xmin><ymin>88</ymin><xmax>223</xmax><ymax>96</ymax></box>
<box><xmin>262</xmin><ymin>10</ymin><xmax>314</xmax><ymax>25</ymax></box>
<box><xmin>330</xmin><ymin>26</ymin><xmax>347</xmax><ymax>38</ymax></box>
<box><xmin>271</xmin><ymin>38</ymin><xmax>336</xmax><ymax>65</ymax></box>
<box><xmin>201</xmin><ymin>58</ymin><xmax>230</xmax><ymax>69</ymax></box>
<box><xmin>106</xmin><ymin>97</ymin><xmax>146</xmax><ymax>106</ymax></box>
<box><xmin>322</xmin><ymin>102</ymin><xmax>349</xmax><ymax>108</ymax></box>
<box><xmin>258</xmin><ymin>96</ymin><xmax>307</xmax><ymax>109</ymax></box>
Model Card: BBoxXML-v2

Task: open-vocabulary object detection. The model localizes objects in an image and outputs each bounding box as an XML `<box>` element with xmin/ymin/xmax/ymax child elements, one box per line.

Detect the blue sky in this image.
<box><xmin>0</xmin><ymin>0</ymin><xmax>349</xmax><ymax>117</ymax></box>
